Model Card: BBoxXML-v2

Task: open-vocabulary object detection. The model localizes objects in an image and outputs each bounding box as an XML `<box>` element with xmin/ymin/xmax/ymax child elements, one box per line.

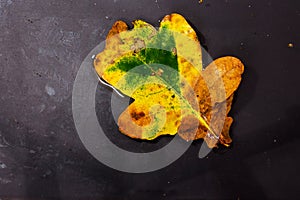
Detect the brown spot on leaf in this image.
<box><xmin>131</xmin><ymin>111</ymin><xmax>146</xmax><ymax>120</ymax></box>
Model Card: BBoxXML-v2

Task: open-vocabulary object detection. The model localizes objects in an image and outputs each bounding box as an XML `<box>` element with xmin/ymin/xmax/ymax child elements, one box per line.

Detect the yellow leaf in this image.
<box><xmin>94</xmin><ymin>14</ymin><xmax>244</xmax><ymax>147</ymax></box>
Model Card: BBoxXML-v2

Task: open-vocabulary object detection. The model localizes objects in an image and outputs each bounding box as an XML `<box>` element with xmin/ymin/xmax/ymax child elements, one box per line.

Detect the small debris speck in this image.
<box><xmin>274</xmin><ymin>139</ymin><xmax>277</xmax><ymax>143</ymax></box>
<box><xmin>42</xmin><ymin>170</ymin><xmax>52</xmax><ymax>178</ymax></box>
<box><xmin>29</xmin><ymin>150</ymin><xmax>36</xmax><ymax>154</ymax></box>
<box><xmin>105</xmin><ymin>16</ymin><xmax>109</xmax><ymax>19</ymax></box>
<box><xmin>45</xmin><ymin>85</ymin><xmax>55</xmax><ymax>96</ymax></box>
<box><xmin>288</xmin><ymin>43</ymin><xmax>294</xmax><ymax>48</ymax></box>
<box><xmin>0</xmin><ymin>162</ymin><xmax>7</xmax><ymax>169</ymax></box>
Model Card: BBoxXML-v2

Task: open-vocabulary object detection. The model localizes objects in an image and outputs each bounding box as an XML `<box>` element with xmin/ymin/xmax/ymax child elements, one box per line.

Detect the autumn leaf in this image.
<box><xmin>94</xmin><ymin>13</ymin><xmax>244</xmax><ymax>147</ymax></box>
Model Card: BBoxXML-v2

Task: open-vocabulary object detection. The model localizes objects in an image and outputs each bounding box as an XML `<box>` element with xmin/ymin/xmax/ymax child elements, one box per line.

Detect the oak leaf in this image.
<box><xmin>94</xmin><ymin>13</ymin><xmax>244</xmax><ymax>147</ymax></box>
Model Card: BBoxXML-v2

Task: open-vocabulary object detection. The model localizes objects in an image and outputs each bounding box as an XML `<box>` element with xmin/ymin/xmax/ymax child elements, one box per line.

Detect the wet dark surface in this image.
<box><xmin>0</xmin><ymin>0</ymin><xmax>300</xmax><ymax>199</ymax></box>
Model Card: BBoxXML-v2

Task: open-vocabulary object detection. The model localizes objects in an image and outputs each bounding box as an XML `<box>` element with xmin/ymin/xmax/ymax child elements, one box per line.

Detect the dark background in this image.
<box><xmin>0</xmin><ymin>0</ymin><xmax>300</xmax><ymax>199</ymax></box>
